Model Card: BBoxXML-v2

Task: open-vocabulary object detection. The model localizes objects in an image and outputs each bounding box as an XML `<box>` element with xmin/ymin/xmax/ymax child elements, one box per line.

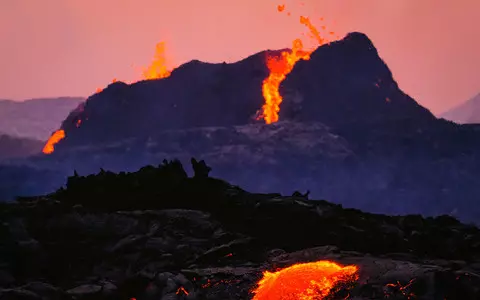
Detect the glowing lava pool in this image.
<box><xmin>252</xmin><ymin>260</ymin><xmax>359</xmax><ymax>300</ymax></box>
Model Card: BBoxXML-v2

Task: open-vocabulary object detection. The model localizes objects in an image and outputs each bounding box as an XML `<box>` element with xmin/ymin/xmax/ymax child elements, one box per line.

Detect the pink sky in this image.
<box><xmin>0</xmin><ymin>0</ymin><xmax>479</xmax><ymax>114</ymax></box>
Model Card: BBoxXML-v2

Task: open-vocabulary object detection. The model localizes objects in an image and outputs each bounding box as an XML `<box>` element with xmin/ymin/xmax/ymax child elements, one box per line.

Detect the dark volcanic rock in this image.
<box><xmin>1</xmin><ymin>161</ymin><xmax>480</xmax><ymax>299</ymax></box>
<box><xmin>56</xmin><ymin>53</ymin><xmax>271</xmax><ymax>148</ymax></box>
<box><xmin>281</xmin><ymin>32</ymin><xmax>435</xmax><ymax>126</ymax></box>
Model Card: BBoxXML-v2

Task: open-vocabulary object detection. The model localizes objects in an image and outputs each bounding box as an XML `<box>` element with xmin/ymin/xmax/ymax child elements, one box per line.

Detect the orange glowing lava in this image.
<box><xmin>176</xmin><ymin>287</ymin><xmax>189</xmax><ymax>295</ymax></box>
<box><xmin>142</xmin><ymin>41</ymin><xmax>173</xmax><ymax>80</ymax></box>
<box><xmin>259</xmin><ymin>5</ymin><xmax>335</xmax><ymax>124</ymax></box>
<box><xmin>42</xmin><ymin>129</ymin><xmax>66</xmax><ymax>154</ymax></box>
<box><xmin>252</xmin><ymin>261</ymin><xmax>358</xmax><ymax>300</ymax></box>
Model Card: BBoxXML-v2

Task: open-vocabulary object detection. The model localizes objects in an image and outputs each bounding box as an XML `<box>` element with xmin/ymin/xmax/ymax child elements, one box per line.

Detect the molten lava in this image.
<box><xmin>260</xmin><ymin>38</ymin><xmax>311</xmax><ymax>124</ymax></box>
<box><xmin>42</xmin><ymin>129</ymin><xmax>66</xmax><ymax>154</ymax></box>
<box><xmin>142</xmin><ymin>41</ymin><xmax>173</xmax><ymax>80</ymax></box>
<box><xmin>259</xmin><ymin>5</ymin><xmax>335</xmax><ymax>124</ymax></box>
<box><xmin>252</xmin><ymin>261</ymin><xmax>358</xmax><ymax>300</ymax></box>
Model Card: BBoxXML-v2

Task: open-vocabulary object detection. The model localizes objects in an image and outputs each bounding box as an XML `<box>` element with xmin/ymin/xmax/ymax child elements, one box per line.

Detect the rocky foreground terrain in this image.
<box><xmin>1</xmin><ymin>160</ymin><xmax>480</xmax><ymax>299</ymax></box>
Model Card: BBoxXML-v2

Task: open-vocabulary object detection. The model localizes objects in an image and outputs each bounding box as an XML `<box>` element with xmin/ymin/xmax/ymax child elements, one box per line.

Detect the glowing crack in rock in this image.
<box><xmin>252</xmin><ymin>260</ymin><xmax>358</xmax><ymax>300</ymax></box>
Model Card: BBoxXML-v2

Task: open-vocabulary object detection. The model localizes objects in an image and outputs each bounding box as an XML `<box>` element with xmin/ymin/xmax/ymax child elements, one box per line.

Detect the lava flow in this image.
<box><xmin>259</xmin><ymin>6</ymin><xmax>334</xmax><ymax>124</ymax></box>
<box><xmin>42</xmin><ymin>129</ymin><xmax>65</xmax><ymax>154</ymax></box>
<box><xmin>252</xmin><ymin>261</ymin><xmax>358</xmax><ymax>300</ymax></box>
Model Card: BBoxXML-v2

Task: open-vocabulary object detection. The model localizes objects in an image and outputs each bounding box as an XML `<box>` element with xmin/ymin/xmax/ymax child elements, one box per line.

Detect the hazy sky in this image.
<box><xmin>1</xmin><ymin>0</ymin><xmax>479</xmax><ymax>114</ymax></box>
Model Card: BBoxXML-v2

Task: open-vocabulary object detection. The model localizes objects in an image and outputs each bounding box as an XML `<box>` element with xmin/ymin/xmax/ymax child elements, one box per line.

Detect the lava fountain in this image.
<box><xmin>142</xmin><ymin>41</ymin><xmax>173</xmax><ymax>80</ymax></box>
<box><xmin>252</xmin><ymin>261</ymin><xmax>358</xmax><ymax>299</ymax></box>
<box><xmin>259</xmin><ymin>5</ymin><xmax>335</xmax><ymax>124</ymax></box>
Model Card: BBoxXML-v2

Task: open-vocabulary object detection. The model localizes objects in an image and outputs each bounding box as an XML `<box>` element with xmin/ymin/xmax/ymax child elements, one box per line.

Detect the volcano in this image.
<box><xmin>51</xmin><ymin>32</ymin><xmax>435</xmax><ymax>149</ymax></box>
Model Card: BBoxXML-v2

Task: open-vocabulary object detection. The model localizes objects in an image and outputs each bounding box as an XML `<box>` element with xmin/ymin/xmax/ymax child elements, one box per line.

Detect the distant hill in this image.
<box><xmin>0</xmin><ymin>134</ymin><xmax>43</xmax><ymax>161</ymax></box>
<box><xmin>0</xmin><ymin>97</ymin><xmax>84</xmax><ymax>140</ymax></box>
<box><xmin>441</xmin><ymin>93</ymin><xmax>480</xmax><ymax>124</ymax></box>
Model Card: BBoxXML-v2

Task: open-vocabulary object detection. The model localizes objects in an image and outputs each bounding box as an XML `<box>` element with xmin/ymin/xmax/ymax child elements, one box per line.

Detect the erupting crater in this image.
<box><xmin>252</xmin><ymin>261</ymin><xmax>358</xmax><ymax>300</ymax></box>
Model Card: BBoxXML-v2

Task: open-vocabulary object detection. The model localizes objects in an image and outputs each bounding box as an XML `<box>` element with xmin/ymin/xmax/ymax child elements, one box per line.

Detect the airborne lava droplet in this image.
<box><xmin>42</xmin><ymin>129</ymin><xmax>66</xmax><ymax>154</ymax></box>
<box><xmin>252</xmin><ymin>261</ymin><xmax>358</xmax><ymax>299</ymax></box>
